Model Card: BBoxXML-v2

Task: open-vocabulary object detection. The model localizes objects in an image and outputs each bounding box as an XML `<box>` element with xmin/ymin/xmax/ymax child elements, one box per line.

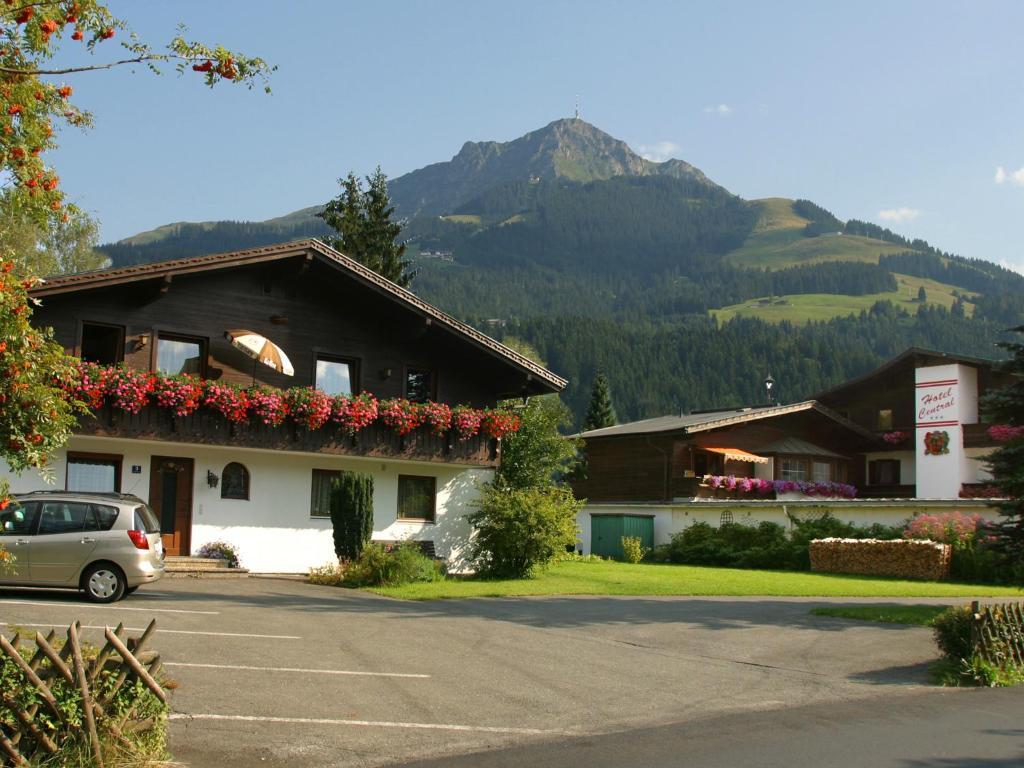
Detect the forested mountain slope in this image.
<box><xmin>96</xmin><ymin>119</ymin><xmax>1024</xmax><ymax>426</ymax></box>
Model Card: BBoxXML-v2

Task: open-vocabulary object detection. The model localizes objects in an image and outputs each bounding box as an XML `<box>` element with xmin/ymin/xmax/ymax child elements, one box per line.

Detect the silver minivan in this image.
<box><xmin>0</xmin><ymin>492</ymin><xmax>165</xmax><ymax>602</ymax></box>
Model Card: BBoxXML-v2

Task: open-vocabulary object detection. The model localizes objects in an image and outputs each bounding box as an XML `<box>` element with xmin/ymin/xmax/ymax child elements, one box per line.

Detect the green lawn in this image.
<box><xmin>809</xmin><ymin>604</ymin><xmax>951</xmax><ymax>626</ymax></box>
<box><xmin>710</xmin><ymin>274</ymin><xmax>975</xmax><ymax>325</ymax></box>
<box><xmin>725</xmin><ymin>198</ymin><xmax>908</xmax><ymax>269</ymax></box>
<box><xmin>370</xmin><ymin>560</ymin><xmax>1024</xmax><ymax>601</ymax></box>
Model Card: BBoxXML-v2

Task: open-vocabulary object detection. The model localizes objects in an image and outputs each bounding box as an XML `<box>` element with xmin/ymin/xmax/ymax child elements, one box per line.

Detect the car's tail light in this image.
<box><xmin>127</xmin><ymin>529</ymin><xmax>149</xmax><ymax>550</ymax></box>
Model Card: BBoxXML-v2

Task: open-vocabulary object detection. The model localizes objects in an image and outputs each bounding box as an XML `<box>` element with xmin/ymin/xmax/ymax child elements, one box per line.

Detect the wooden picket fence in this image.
<box><xmin>0</xmin><ymin>619</ymin><xmax>166</xmax><ymax>767</ymax></box>
<box><xmin>971</xmin><ymin>601</ymin><xmax>1024</xmax><ymax>670</ymax></box>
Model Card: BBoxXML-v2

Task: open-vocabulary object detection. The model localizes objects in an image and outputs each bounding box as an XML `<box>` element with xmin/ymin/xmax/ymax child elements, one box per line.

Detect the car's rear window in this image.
<box><xmin>133</xmin><ymin>505</ymin><xmax>161</xmax><ymax>534</ymax></box>
<box><xmin>90</xmin><ymin>504</ymin><xmax>119</xmax><ymax>532</ymax></box>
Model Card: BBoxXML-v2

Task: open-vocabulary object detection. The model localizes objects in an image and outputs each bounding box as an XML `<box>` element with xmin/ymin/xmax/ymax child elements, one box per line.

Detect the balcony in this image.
<box><xmin>74</xmin><ymin>405</ymin><xmax>499</xmax><ymax>467</ymax></box>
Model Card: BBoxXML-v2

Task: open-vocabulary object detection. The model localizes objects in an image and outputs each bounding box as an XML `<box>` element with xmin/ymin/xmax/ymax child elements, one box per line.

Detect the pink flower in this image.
<box><xmin>152</xmin><ymin>374</ymin><xmax>203</xmax><ymax>417</ymax></box>
<box><xmin>452</xmin><ymin>406</ymin><xmax>483</xmax><ymax>439</ymax></box>
<box><xmin>379</xmin><ymin>399</ymin><xmax>424</xmax><ymax>436</ymax></box>
<box><xmin>988</xmin><ymin>424</ymin><xmax>1024</xmax><ymax>443</ymax></box>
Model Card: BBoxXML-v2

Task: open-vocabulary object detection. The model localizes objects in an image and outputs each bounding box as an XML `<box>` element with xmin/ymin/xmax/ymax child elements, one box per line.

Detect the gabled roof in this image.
<box><xmin>576</xmin><ymin>401</ymin><xmax>877</xmax><ymax>442</ymax></box>
<box><xmin>813</xmin><ymin>347</ymin><xmax>1001</xmax><ymax>401</ymax></box>
<box><xmin>31</xmin><ymin>239</ymin><xmax>567</xmax><ymax>393</ymax></box>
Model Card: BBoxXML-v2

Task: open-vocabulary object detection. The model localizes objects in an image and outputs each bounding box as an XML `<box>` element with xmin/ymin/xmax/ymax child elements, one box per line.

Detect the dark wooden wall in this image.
<box><xmin>572</xmin><ymin>410</ymin><xmax>873</xmax><ymax>503</ymax></box>
<box><xmin>571</xmin><ymin>434</ymin><xmax>677</xmax><ymax>502</ymax></box>
<box><xmin>34</xmin><ymin>258</ymin><xmax>538</xmax><ymax>407</ymax></box>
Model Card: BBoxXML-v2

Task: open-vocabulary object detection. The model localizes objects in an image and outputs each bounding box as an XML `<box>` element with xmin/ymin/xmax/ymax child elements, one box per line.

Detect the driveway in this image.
<box><xmin>0</xmin><ymin>579</ymin><xmax>985</xmax><ymax>767</ymax></box>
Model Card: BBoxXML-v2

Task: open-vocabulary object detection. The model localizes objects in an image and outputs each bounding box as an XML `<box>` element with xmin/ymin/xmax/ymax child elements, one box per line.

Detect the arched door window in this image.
<box><xmin>221</xmin><ymin>462</ymin><xmax>250</xmax><ymax>500</ymax></box>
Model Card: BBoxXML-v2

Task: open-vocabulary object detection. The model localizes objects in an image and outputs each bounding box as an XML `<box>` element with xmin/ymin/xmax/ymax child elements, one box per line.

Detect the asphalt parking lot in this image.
<box><xmin>0</xmin><ymin>578</ymin><xmax>985</xmax><ymax>767</ymax></box>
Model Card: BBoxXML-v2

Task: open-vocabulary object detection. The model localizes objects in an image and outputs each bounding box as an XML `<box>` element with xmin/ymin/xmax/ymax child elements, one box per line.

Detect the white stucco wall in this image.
<box><xmin>577</xmin><ymin>500</ymin><xmax>1003</xmax><ymax>555</ymax></box>
<box><xmin>1</xmin><ymin>435</ymin><xmax>491</xmax><ymax>573</ymax></box>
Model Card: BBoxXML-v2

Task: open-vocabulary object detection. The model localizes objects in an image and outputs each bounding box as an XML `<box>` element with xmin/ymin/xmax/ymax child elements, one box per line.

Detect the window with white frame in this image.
<box><xmin>778</xmin><ymin>458</ymin><xmax>808</xmax><ymax>481</ymax></box>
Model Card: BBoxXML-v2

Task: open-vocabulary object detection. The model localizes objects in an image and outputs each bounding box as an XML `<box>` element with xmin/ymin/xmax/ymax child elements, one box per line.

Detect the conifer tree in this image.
<box><xmin>982</xmin><ymin>326</ymin><xmax>1024</xmax><ymax>572</ymax></box>
<box><xmin>917</xmin><ymin>285</ymin><xmax>927</xmax><ymax>302</ymax></box>
<box><xmin>583</xmin><ymin>372</ymin><xmax>617</xmax><ymax>431</ymax></box>
<box><xmin>319</xmin><ymin>167</ymin><xmax>417</xmax><ymax>287</ymax></box>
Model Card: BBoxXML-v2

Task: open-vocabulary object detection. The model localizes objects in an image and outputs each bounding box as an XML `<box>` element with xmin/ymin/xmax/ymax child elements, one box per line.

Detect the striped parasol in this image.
<box><xmin>225</xmin><ymin>329</ymin><xmax>295</xmax><ymax>383</ymax></box>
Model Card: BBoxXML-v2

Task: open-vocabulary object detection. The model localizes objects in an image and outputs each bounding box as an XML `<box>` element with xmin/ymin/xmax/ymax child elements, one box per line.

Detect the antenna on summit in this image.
<box><xmin>574</xmin><ymin>95</ymin><xmax>580</xmax><ymax>120</ymax></box>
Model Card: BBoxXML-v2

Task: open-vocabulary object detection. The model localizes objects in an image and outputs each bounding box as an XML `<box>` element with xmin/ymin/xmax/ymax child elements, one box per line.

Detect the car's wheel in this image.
<box><xmin>81</xmin><ymin>563</ymin><xmax>126</xmax><ymax>603</ymax></box>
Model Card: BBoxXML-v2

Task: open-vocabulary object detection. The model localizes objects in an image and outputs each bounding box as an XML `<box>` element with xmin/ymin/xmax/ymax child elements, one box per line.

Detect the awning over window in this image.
<box><xmin>702</xmin><ymin>446</ymin><xmax>770</xmax><ymax>464</ymax></box>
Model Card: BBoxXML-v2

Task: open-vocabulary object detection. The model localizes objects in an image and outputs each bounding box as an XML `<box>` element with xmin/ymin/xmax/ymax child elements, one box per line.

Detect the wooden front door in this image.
<box><xmin>149</xmin><ymin>456</ymin><xmax>194</xmax><ymax>557</ymax></box>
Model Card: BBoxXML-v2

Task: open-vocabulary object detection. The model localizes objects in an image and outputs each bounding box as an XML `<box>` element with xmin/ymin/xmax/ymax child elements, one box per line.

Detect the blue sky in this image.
<box><xmin>51</xmin><ymin>1</ymin><xmax>1024</xmax><ymax>271</ymax></box>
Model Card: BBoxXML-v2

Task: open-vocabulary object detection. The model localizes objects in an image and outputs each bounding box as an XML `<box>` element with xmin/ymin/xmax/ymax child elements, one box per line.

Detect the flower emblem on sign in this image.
<box><xmin>923</xmin><ymin>430</ymin><xmax>950</xmax><ymax>456</ymax></box>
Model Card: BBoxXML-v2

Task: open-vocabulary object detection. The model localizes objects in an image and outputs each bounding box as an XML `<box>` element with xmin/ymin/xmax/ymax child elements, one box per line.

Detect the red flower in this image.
<box><xmin>58</xmin><ymin>85</ymin><xmax>72</xmax><ymax>98</ymax></box>
<box><xmin>100</xmin><ymin>27</ymin><xmax>115</xmax><ymax>39</ymax></box>
<box><xmin>481</xmin><ymin>409</ymin><xmax>521</xmax><ymax>439</ymax></box>
<box><xmin>192</xmin><ymin>60</ymin><xmax>214</xmax><ymax>72</ymax></box>
<box><xmin>7</xmin><ymin>104</ymin><xmax>22</xmax><ymax>116</ymax></box>
<box><xmin>15</xmin><ymin>7</ymin><xmax>33</xmax><ymax>24</ymax></box>
<box><xmin>39</xmin><ymin>19</ymin><xmax>59</xmax><ymax>35</ymax></box>
<box><xmin>71</xmin><ymin>29</ymin><xmax>83</xmax><ymax>40</ymax></box>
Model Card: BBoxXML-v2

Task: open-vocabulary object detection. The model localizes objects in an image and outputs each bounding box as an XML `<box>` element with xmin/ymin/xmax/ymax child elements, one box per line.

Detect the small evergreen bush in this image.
<box><xmin>932</xmin><ymin>605</ymin><xmax>975</xmax><ymax>663</ymax></box>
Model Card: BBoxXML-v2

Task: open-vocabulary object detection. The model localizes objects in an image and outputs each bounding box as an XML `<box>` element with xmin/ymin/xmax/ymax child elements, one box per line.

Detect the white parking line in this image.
<box><xmin>165</xmin><ymin>662</ymin><xmax>430</xmax><ymax>679</ymax></box>
<box><xmin>0</xmin><ymin>599</ymin><xmax>218</xmax><ymax>615</ymax></box>
<box><xmin>170</xmin><ymin>713</ymin><xmax>568</xmax><ymax>735</ymax></box>
<box><xmin>6</xmin><ymin>623</ymin><xmax>300</xmax><ymax>640</ymax></box>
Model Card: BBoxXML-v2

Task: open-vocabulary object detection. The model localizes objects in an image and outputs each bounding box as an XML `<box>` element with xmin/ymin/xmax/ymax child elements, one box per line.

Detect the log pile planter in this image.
<box><xmin>809</xmin><ymin>537</ymin><xmax>951</xmax><ymax>580</ymax></box>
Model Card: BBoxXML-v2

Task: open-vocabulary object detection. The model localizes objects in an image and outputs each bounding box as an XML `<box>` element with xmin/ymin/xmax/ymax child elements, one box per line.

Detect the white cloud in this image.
<box><xmin>702</xmin><ymin>104</ymin><xmax>732</xmax><ymax>116</ymax></box>
<box><xmin>878</xmin><ymin>207</ymin><xmax>921</xmax><ymax>223</ymax></box>
<box><xmin>637</xmin><ymin>141</ymin><xmax>680</xmax><ymax>162</ymax></box>
<box><xmin>994</xmin><ymin>165</ymin><xmax>1024</xmax><ymax>185</ymax></box>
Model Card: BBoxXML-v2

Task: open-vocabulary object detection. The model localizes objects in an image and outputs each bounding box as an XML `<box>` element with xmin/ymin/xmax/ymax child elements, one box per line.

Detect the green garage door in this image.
<box><xmin>591</xmin><ymin>515</ymin><xmax>654</xmax><ymax>560</ymax></box>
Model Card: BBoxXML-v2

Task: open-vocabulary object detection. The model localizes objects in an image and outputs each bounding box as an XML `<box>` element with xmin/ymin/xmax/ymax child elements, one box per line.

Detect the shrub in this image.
<box><xmin>345</xmin><ymin>542</ymin><xmax>444</xmax><ymax>587</ymax></box>
<box><xmin>309</xmin><ymin>544</ymin><xmax>443</xmax><ymax>588</ymax></box>
<box><xmin>932</xmin><ymin>605</ymin><xmax>975</xmax><ymax>662</ymax></box>
<box><xmin>196</xmin><ymin>540</ymin><xmax>241</xmax><ymax>568</ymax></box>
<box><xmin>665</xmin><ymin>521</ymin><xmax>797</xmax><ymax>570</ymax></box>
<box><xmin>308</xmin><ymin>561</ymin><xmax>347</xmax><ymax>586</ymax></box>
<box><xmin>468</xmin><ymin>485</ymin><xmax>581</xmax><ymax>578</ymax></box>
<box><xmin>905</xmin><ymin>512</ymin><xmax>983</xmax><ymax>545</ymax></box>
<box><xmin>621</xmin><ymin>535</ymin><xmax>647</xmax><ymax>564</ymax></box>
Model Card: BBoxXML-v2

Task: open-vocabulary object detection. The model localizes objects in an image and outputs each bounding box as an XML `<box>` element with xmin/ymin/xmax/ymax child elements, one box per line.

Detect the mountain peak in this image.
<box><xmin>390</xmin><ymin>118</ymin><xmax>713</xmax><ymax>217</ymax></box>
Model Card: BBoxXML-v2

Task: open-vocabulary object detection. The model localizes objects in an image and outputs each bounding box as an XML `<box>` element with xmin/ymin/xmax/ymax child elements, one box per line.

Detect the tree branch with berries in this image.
<box><xmin>1</xmin><ymin>1</ymin><xmax>273</xmax><ymax>230</ymax></box>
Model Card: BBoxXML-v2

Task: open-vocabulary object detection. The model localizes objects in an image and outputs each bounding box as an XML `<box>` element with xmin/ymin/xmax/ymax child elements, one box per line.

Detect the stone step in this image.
<box><xmin>164</xmin><ymin>556</ymin><xmax>248</xmax><ymax>576</ymax></box>
<box><xmin>165</xmin><ymin>567</ymin><xmax>250</xmax><ymax>579</ymax></box>
<box><xmin>165</xmin><ymin>556</ymin><xmax>229</xmax><ymax>569</ymax></box>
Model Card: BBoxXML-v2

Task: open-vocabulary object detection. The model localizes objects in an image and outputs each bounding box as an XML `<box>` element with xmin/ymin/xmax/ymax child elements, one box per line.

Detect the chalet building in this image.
<box><xmin>572</xmin><ymin>349</ymin><xmax>1010</xmax><ymax>558</ymax></box>
<box><xmin>2</xmin><ymin>240</ymin><xmax>565</xmax><ymax>572</ymax></box>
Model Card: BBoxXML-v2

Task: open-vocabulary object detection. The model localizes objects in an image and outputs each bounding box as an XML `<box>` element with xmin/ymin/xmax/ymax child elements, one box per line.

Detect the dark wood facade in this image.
<box><xmin>30</xmin><ymin>241</ymin><xmax>564</xmax><ymax>466</ymax></box>
<box><xmin>573</xmin><ymin>409</ymin><xmax>875</xmax><ymax>503</ymax></box>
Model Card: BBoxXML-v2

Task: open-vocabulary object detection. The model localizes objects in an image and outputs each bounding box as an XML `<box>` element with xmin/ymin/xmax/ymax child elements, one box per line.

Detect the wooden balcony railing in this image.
<box><xmin>74</xmin><ymin>405</ymin><xmax>499</xmax><ymax>466</ymax></box>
